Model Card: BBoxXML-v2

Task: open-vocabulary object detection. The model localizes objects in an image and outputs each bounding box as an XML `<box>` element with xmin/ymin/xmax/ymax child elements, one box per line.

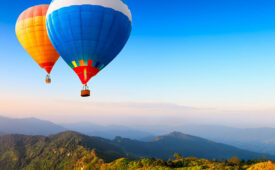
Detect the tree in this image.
<box><xmin>152</xmin><ymin>159</ymin><xmax>165</xmax><ymax>166</ymax></box>
<box><xmin>166</xmin><ymin>158</ymin><xmax>173</xmax><ymax>167</ymax></box>
<box><xmin>173</xmin><ymin>153</ymin><xmax>183</xmax><ymax>160</ymax></box>
<box><xmin>228</xmin><ymin>156</ymin><xmax>240</xmax><ymax>166</ymax></box>
<box><xmin>220</xmin><ymin>158</ymin><xmax>225</xmax><ymax>163</ymax></box>
<box><xmin>240</xmin><ymin>159</ymin><xmax>245</xmax><ymax>164</ymax></box>
<box><xmin>136</xmin><ymin>161</ymin><xmax>143</xmax><ymax>168</ymax></box>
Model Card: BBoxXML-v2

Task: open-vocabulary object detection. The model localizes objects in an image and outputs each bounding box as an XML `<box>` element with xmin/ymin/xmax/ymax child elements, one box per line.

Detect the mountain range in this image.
<box><xmin>161</xmin><ymin>125</ymin><xmax>275</xmax><ymax>155</ymax></box>
<box><xmin>61</xmin><ymin>122</ymin><xmax>153</xmax><ymax>140</ymax></box>
<box><xmin>1</xmin><ymin>115</ymin><xmax>275</xmax><ymax>156</ymax></box>
<box><xmin>112</xmin><ymin>131</ymin><xmax>272</xmax><ymax>160</ymax></box>
<box><xmin>61</xmin><ymin>122</ymin><xmax>275</xmax><ymax>155</ymax></box>
<box><xmin>0</xmin><ymin>131</ymin><xmax>273</xmax><ymax>170</ymax></box>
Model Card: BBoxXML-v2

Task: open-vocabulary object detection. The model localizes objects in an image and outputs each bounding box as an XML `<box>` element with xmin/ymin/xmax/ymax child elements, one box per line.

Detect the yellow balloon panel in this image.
<box><xmin>15</xmin><ymin>5</ymin><xmax>59</xmax><ymax>74</ymax></box>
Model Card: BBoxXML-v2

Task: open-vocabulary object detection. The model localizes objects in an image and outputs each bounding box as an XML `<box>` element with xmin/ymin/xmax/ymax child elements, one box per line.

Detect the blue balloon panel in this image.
<box><xmin>46</xmin><ymin>4</ymin><xmax>132</xmax><ymax>70</ymax></box>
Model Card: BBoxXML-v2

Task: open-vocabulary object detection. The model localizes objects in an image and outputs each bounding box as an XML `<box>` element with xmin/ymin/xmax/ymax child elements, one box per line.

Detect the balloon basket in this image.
<box><xmin>81</xmin><ymin>90</ymin><xmax>90</xmax><ymax>97</ymax></box>
<box><xmin>81</xmin><ymin>85</ymin><xmax>90</xmax><ymax>97</ymax></box>
<box><xmin>45</xmin><ymin>75</ymin><xmax>51</xmax><ymax>84</ymax></box>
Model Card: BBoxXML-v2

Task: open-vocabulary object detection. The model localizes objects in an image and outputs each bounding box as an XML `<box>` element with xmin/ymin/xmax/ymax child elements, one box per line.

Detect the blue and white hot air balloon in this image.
<box><xmin>46</xmin><ymin>0</ymin><xmax>132</xmax><ymax>97</ymax></box>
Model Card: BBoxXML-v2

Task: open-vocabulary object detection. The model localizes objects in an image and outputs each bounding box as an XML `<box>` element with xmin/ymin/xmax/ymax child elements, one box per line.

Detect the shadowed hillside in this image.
<box><xmin>113</xmin><ymin>131</ymin><xmax>273</xmax><ymax>160</ymax></box>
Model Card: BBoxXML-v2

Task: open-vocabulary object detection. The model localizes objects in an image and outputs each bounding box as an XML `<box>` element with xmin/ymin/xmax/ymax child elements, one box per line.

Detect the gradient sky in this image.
<box><xmin>1</xmin><ymin>0</ymin><xmax>275</xmax><ymax>127</ymax></box>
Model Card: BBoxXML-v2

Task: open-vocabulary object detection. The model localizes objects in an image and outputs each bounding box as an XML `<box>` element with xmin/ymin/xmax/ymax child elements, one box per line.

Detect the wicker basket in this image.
<box><xmin>81</xmin><ymin>90</ymin><xmax>90</xmax><ymax>97</ymax></box>
<box><xmin>45</xmin><ymin>78</ymin><xmax>51</xmax><ymax>84</ymax></box>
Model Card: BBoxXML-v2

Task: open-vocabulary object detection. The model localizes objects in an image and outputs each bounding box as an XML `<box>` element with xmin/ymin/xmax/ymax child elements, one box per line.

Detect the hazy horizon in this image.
<box><xmin>1</xmin><ymin>100</ymin><xmax>275</xmax><ymax>128</ymax></box>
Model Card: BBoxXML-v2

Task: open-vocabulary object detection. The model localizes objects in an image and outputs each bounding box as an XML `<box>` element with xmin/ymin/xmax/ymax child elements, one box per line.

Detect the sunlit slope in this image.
<box><xmin>248</xmin><ymin>161</ymin><xmax>275</xmax><ymax>170</ymax></box>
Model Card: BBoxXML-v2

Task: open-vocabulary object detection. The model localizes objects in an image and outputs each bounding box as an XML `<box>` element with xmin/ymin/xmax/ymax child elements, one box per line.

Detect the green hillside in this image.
<box><xmin>0</xmin><ymin>131</ymin><xmax>273</xmax><ymax>169</ymax></box>
<box><xmin>0</xmin><ymin>131</ymin><xmax>126</xmax><ymax>169</ymax></box>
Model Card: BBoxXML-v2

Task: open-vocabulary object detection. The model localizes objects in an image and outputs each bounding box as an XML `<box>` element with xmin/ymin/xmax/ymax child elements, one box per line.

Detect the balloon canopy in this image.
<box><xmin>46</xmin><ymin>0</ymin><xmax>132</xmax><ymax>86</ymax></box>
<box><xmin>15</xmin><ymin>5</ymin><xmax>60</xmax><ymax>75</ymax></box>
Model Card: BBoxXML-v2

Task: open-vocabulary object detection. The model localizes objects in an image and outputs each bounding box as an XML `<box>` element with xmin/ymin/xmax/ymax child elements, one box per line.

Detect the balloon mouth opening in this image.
<box><xmin>73</xmin><ymin>66</ymin><xmax>100</xmax><ymax>85</ymax></box>
<box><xmin>45</xmin><ymin>74</ymin><xmax>51</xmax><ymax>84</ymax></box>
<box><xmin>45</xmin><ymin>66</ymin><xmax>53</xmax><ymax>74</ymax></box>
<box><xmin>40</xmin><ymin>62</ymin><xmax>55</xmax><ymax>74</ymax></box>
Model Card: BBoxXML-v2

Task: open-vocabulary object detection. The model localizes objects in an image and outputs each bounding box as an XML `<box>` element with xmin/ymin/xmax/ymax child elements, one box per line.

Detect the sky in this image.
<box><xmin>1</xmin><ymin>0</ymin><xmax>275</xmax><ymax>127</ymax></box>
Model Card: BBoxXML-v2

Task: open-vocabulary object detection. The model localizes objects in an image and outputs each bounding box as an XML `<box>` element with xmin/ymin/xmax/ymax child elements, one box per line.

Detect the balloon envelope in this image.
<box><xmin>46</xmin><ymin>0</ymin><xmax>132</xmax><ymax>84</ymax></box>
<box><xmin>15</xmin><ymin>5</ymin><xmax>60</xmax><ymax>74</ymax></box>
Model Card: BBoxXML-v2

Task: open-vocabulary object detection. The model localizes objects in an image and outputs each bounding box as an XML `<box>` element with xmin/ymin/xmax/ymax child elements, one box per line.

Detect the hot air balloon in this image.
<box><xmin>15</xmin><ymin>5</ymin><xmax>60</xmax><ymax>84</ymax></box>
<box><xmin>46</xmin><ymin>0</ymin><xmax>132</xmax><ymax>97</ymax></box>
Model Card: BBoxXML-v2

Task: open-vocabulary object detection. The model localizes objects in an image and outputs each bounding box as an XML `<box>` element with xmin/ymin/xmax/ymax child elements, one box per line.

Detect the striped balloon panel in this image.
<box><xmin>15</xmin><ymin>5</ymin><xmax>60</xmax><ymax>74</ymax></box>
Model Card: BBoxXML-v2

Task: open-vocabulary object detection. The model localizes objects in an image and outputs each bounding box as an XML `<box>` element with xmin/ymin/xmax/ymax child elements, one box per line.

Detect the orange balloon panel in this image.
<box><xmin>15</xmin><ymin>5</ymin><xmax>59</xmax><ymax>74</ymax></box>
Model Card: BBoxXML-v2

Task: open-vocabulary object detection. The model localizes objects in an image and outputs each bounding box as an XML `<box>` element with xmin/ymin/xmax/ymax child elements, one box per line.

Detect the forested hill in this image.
<box><xmin>0</xmin><ymin>131</ymin><xmax>126</xmax><ymax>165</ymax></box>
<box><xmin>0</xmin><ymin>131</ymin><xmax>274</xmax><ymax>169</ymax></box>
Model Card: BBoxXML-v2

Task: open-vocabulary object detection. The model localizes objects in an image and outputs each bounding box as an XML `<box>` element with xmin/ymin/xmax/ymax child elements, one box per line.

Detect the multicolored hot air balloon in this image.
<box><xmin>15</xmin><ymin>5</ymin><xmax>60</xmax><ymax>84</ymax></box>
<box><xmin>46</xmin><ymin>0</ymin><xmax>132</xmax><ymax>97</ymax></box>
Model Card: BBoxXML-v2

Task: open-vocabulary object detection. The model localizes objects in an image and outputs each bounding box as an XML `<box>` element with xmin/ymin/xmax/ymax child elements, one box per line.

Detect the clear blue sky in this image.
<box><xmin>1</xmin><ymin>0</ymin><xmax>275</xmax><ymax>126</ymax></box>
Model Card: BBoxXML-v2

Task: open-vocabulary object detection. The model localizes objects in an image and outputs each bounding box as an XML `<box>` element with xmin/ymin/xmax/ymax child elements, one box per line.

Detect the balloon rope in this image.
<box><xmin>83</xmin><ymin>84</ymin><xmax>89</xmax><ymax>90</ymax></box>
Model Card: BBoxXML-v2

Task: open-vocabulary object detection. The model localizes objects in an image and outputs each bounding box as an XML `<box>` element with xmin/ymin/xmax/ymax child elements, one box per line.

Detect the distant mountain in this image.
<box><xmin>131</xmin><ymin>124</ymin><xmax>275</xmax><ymax>155</ymax></box>
<box><xmin>0</xmin><ymin>116</ymin><xmax>65</xmax><ymax>135</ymax></box>
<box><xmin>62</xmin><ymin>122</ymin><xmax>153</xmax><ymax>140</ymax></box>
<box><xmin>176</xmin><ymin>125</ymin><xmax>275</xmax><ymax>143</ymax></box>
<box><xmin>62</xmin><ymin>123</ymin><xmax>275</xmax><ymax>155</ymax></box>
<box><xmin>0</xmin><ymin>131</ymin><xmax>272</xmax><ymax>169</ymax></box>
<box><xmin>113</xmin><ymin>131</ymin><xmax>273</xmax><ymax>160</ymax></box>
<box><xmin>171</xmin><ymin>125</ymin><xmax>275</xmax><ymax>155</ymax></box>
<box><xmin>139</xmin><ymin>135</ymin><xmax>156</xmax><ymax>142</ymax></box>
